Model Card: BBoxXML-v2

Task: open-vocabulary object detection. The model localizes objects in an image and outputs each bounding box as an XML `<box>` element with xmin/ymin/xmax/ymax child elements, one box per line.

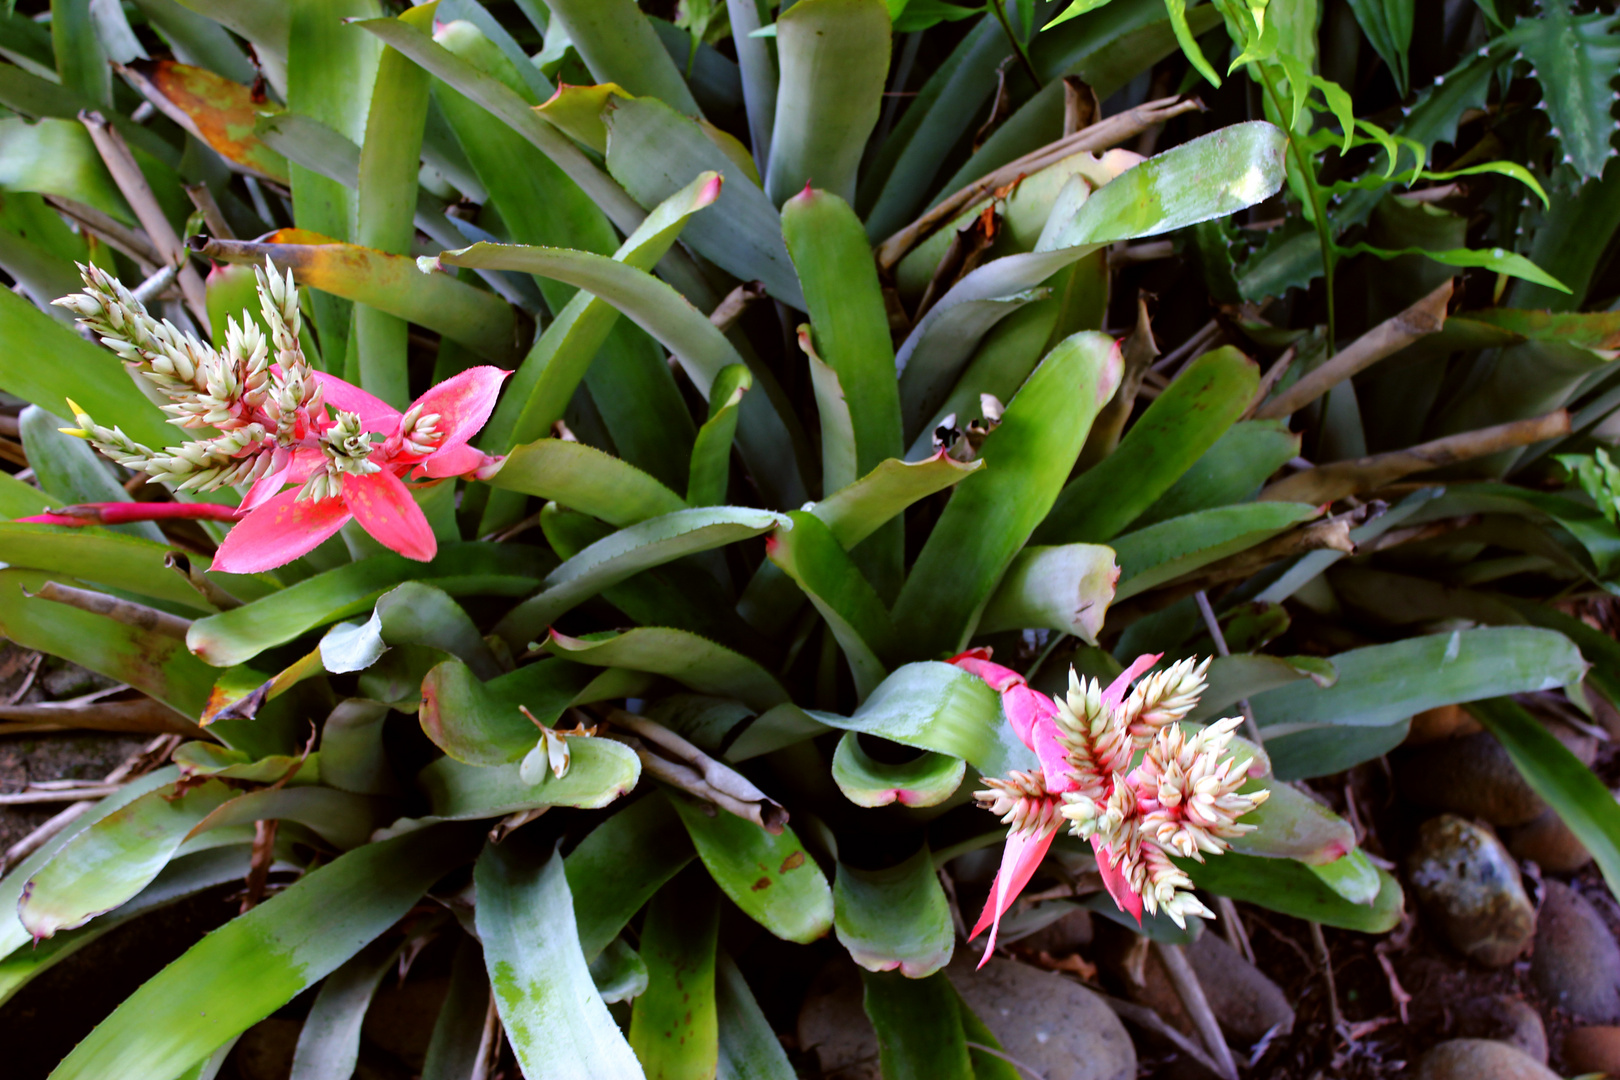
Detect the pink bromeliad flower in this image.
<box><xmin>22</xmin><ymin>261</ymin><xmax>508</xmax><ymax>574</ymax></box>
<box><xmin>949</xmin><ymin>647</ymin><xmax>1268</xmax><ymax>967</ymax></box>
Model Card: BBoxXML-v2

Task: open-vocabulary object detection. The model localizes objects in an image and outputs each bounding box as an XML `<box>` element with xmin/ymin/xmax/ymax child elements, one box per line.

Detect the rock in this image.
<box><xmin>1563</xmin><ymin>1026</ymin><xmax>1620</xmax><ymax>1076</ymax></box>
<box><xmin>798</xmin><ymin>956</ymin><xmax>1136</xmax><ymax>1080</ymax></box>
<box><xmin>1456</xmin><ymin>995</ymin><xmax>1548</xmax><ymax>1064</ymax></box>
<box><xmin>947</xmin><ymin>954</ymin><xmax>1136</xmax><ymax>1080</ymax></box>
<box><xmin>1397</xmin><ymin>733</ymin><xmax>1545</xmax><ymax>826</ymax></box>
<box><xmin>1530</xmin><ymin>880</ymin><xmax>1620</xmax><ymax>1022</ymax></box>
<box><xmin>1013</xmin><ymin>907</ymin><xmax>1094</xmax><ymax>955</ymax></box>
<box><xmin>1502</xmin><ymin>808</ymin><xmax>1592</xmax><ymax>872</ymax></box>
<box><xmin>1416</xmin><ymin>1038</ymin><xmax>1560</xmax><ymax>1080</ymax></box>
<box><xmin>1185</xmin><ymin>932</ymin><xmax>1295</xmax><ymax>1044</ymax></box>
<box><xmin>363</xmin><ymin>975</ymin><xmax>450</xmax><ymax>1071</ymax></box>
<box><xmin>798</xmin><ymin>963</ymin><xmax>880</xmax><ymax>1080</ymax></box>
<box><xmin>1407</xmin><ymin>704</ymin><xmax>1483</xmax><ymax>744</ymax></box>
<box><xmin>1406</xmin><ymin>815</ymin><xmax>1537</xmax><ymax>966</ymax></box>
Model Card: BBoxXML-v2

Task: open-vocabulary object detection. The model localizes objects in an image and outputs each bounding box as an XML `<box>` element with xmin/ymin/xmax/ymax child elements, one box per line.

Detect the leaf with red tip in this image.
<box><xmin>211</xmin><ymin>488</ymin><xmax>351</xmax><ymax>575</ymax></box>
<box><xmin>341</xmin><ymin>470</ymin><xmax>436</xmax><ymax>563</ymax></box>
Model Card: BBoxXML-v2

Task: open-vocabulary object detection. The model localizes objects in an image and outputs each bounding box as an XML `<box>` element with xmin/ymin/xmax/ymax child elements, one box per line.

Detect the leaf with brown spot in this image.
<box><xmin>119</xmin><ymin>60</ymin><xmax>290</xmax><ymax>183</ymax></box>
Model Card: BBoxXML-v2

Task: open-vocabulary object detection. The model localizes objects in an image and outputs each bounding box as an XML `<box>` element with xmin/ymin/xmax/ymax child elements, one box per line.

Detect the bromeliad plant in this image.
<box><xmin>0</xmin><ymin>0</ymin><xmax>1617</xmax><ymax>1077</ymax></box>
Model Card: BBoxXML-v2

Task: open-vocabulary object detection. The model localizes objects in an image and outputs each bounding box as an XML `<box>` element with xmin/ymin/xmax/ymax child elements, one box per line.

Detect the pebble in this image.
<box><xmin>1530</xmin><ymin>880</ymin><xmax>1620</xmax><ymax>1022</ymax></box>
<box><xmin>1185</xmin><ymin>932</ymin><xmax>1295</xmax><ymax>1044</ymax></box>
<box><xmin>1562</xmin><ymin>1026</ymin><xmax>1620</xmax><ymax>1076</ymax></box>
<box><xmin>1396</xmin><ymin>733</ymin><xmax>1545</xmax><ymax>826</ymax></box>
<box><xmin>1456</xmin><ymin>995</ymin><xmax>1548</xmax><ymax>1064</ymax></box>
<box><xmin>1416</xmin><ymin>1038</ymin><xmax>1560</xmax><ymax>1080</ymax></box>
<box><xmin>798</xmin><ymin>956</ymin><xmax>1137</xmax><ymax>1080</ymax></box>
<box><xmin>1502</xmin><ymin>807</ymin><xmax>1592</xmax><ymax>872</ymax></box>
<box><xmin>1406</xmin><ymin>815</ymin><xmax>1537</xmax><ymax>967</ymax></box>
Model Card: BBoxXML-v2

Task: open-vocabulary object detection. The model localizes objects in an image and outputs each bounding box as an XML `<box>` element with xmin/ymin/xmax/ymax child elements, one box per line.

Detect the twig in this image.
<box><xmin>607</xmin><ymin>709</ymin><xmax>787</xmax><ymax>832</ymax></box>
<box><xmin>1093</xmin><ymin>990</ymin><xmax>1227</xmax><ymax>1077</ymax></box>
<box><xmin>1214</xmin><ymin>896</ymin><xmax>1256</xmax><ymax>965</ymax></box>
<box><xmin>1255</xmin><ymin>280</ymin><xmax>1452</xmax><ymax>420</ymax></box>
<box><xmin>488</xmin><ymin>806</ymin><xmax>548</xmax><ymax>843</ymax></box>
<box><xmin>1260</xmin><ymin>410</ymin><xmax>1571</xmax><ymax>505</ymax></box>
<box><xmin>6</xmin><ymin>651</ymin><xmax>43</xmax><ymax>705</ymax></box>
<box><xmin>1194</xmin><ymin>590</ymin><xmax>1263</xmax><ymax>746</ymax></box>
<box><xmin>130</xmin><ymin>261</ymin><xmax>181</xmax><ymax>305</ymax></box>
<box><xmin>43</xmin><ymin>194</ymin><xmax>164</xmax><ymax>268</ymax></box>
<box><xmin>1310</xmin><ymin>921</ymin><xmax>1345</xmax><ymax>1033</ymax></box>
<box><xmin>1</xmin><ymin>733</ymin><xmax>180</xmax><ymax>870</ymax></box>
<box><xmin>1154</xmin><ymin>941</ymin><xmax>1240</xmax><ymax>1080</ymax></box>
<box><xmin>1061</xmin><ymin>76</ymin><xmax>1099</xmax><ymax>137</ymax></box>
<box><xmin>78</xmin><ymin>111</ymin><xmax>211</xmax><ymax>333</ymax></box>
<box><xmin>470</xmin><ymin>990</ymin><xmax>502</xmax><ymax>1080</ymax></box>
<box><xmin>239</xmin><ymin>818</ymin><xmax>278</xmax><ymax>913</ymax></box>
<box><xmin>183</xmin><ymin>183</ymin><xmax>234</xmax><ymax>240</ymax></box>
<box><xmin>1111</xmin><ymin>240</ymin><xmax>1176</xmax><ymax>265</ymax></box>
<box><xmin>876</xmin><ymin>95</ymin><xmax>1204</xmax><ymax>269</ymax></box>
<box><xmin>708</xmin><ymin>280</ymin><xmax>766</xmax><ymax>334</ymax></box>
<box><xmin>1240</xmin><ymin>345</ymin><xmax>1297</xmax><ymax>420</ymax></box>
<box><xmin>0</xmin><ymin>785</ymin><xmax>125</xmax><ymax>805</ymax></box>
<box><xmin>24</xmin><ymin>580</ymin><xmax>193</xmax><ymax>638</ymax></box>
<box><xmin>1148</xmin><ymin>318</ymin><xmax>1220</xmax><ymax>376</ymax></box>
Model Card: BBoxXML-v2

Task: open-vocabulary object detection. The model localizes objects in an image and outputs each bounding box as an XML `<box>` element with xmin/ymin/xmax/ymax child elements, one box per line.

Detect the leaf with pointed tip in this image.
<box><xmin>287</xmin><ymin>937</ymin><xmax>401</xmax><ymax>1080</ymax></box>
<box><xmin>831</xmin><ymin>733</ymin><xmax>965</xmax><ymax>809</ymax></box>
<box><xmin>689</xmin><ymin>364</ymin><xmax>752</xmax><ymax>507</ymax></box>
<box><xmin>671</xmin><ymin>795</ymin><xmax>833</xmax><ymax>944</ymax></box>
<box><xmin>476</xmin><ymin>839</ymin><xmax>644</xmax><ymax>1080</ymax></box>
<box><xmin>1135</xmin><ymin>420</ymin><xmax>1302</xmax><ymax>528</ymax></box>
<box><xmin>187</xmin><ymin>786</ymin><xmax>387</xmax><ymax>852</ymax></box>
<box><xmin>590</xmin><ymin>938</ymin><xmax>649</xmax><ymax>1004</ymax></box>
<box><xmin>1230</xmin><ymin>780</ymin><xmax>1356</xmax><ymax>865</ymax></box>
<box><xmin>835</xmin><ymin>846</ymin><xmax>954</xmax><ymax>978</ymax></box>
<box><xmin>893</xmin><ymin>332</ymin><xmax>1123</xmax><ymax>659</ymax></box>
<box><xmin>493</xmin><ymin>508</ymin><xmax>788</xmax><ymax>647</ymax></box>
<box><xmin>545</xmin><ymin>0</ymin><xmax>700</xmax><ymax>115</ymax></box>
<box><xmin>1506</xmin><ymin>0</ymin><xmax>1620</xmax><ymax>181</ymax></box>
<box><xmin>188</xmin><ymin>544</ymin><xmax>548</xmax><ymax>667</ymax></box>
<box><xmin>383</xmin><ymin>741</ymin><xmax>640</xmax><ymax>835</ymax></box>
<box><xmin>977</xmin><ymin>543</ymin><xmax>1117</xmax><ymax>643</ymax></box>
<box><xmin>1309</xmin><ymin>848</ymin><xmax>1382</xmax><ymax>906</ymax></box>
<box><xmin>543</xmin><ymin>627</ymin><xmax>790</xmax><ymax>712</ymax></box>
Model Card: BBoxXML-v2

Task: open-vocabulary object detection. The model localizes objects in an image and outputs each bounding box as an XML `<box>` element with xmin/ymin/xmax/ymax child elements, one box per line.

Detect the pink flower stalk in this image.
<box><xmin>28</xmin><ymin>262</ymin><xmax>510</xmax><ymax>574</ymax></box>
<box><xmin>949</xmin><ymin>647</ymin><xmax>1268</xmax><ymax>967</ymax></box>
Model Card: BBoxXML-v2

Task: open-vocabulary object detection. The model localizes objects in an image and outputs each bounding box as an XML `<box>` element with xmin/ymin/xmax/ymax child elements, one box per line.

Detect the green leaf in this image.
<box><xmin>630</xmin><ymin>867</ymin><xmax>720</xmax><ymax>1078</ymax></box>
<box><xmin>1345</xmin><ymin>0</ymin><xmax>1413</xmax><ymax>92</ymax></box>
<box><xmin>767</xmin><ymin>511</ymin><xmax>894</xmax><ymax>699</ymax></box>
<box><xmin>1230</xmin><ymin>778</ymin><xmax>1357</xmax><ymax>865</ymax></box>
<box><xmin>492</xmin><ymin>508</ymin><xmax>787</xmax><ymax>648</ymax></box>
<box><xmin>831</xmin><ymin>732</ymin><xmax>966</xmax><ymax>808</ymax></box>
<box><xmin>803</xmin><ymin>327</ymin><xmax>858</xmax><ymax>498</ymax></box>
<box><xmin>1508</xmin><ymin>0</ymin><xmax>1620</xmax><ymax>181</ymax></box>
<box><xmin>1186</xmin><ymin>654</ymin><xmax>1338</xmax><ymax>723</ymax></box>
<box><xmin>0</xmin><ymin>766</ymin><xmax>179</xmax><ymax>962</ymax></box>
<box><xmin>818</xmin><ymin>661</ymin><xmax>1036</xmax><ymax>778</ymax></box>
<box><xmin>51</xmin><ymin>0</ymin><xmax>111</xmax><ymax>107</ymax></box>
<box><xmin>475</xmin><ymin>838</ymin><xmax>645</xmax><ymax>1080</ymax></box>
<box><xmin>716</xmin><ymin>951</ymin><xmax>797</xmax><ymax>1080</ymax></box>
<box><xmin>18</xmin><ymin>406</ymin><xmax>163</xmax><ymax>544</ymax></box>
<box><xmin>566</xmin><ymin>792</ymin><xmax>696</xmax><ymax>960</ymax></box>
<box><xmin>0</xmin><ymin>568</ymin><xmax>216</xmax><ymax>721</ymax></box>
<box><xmin>814</xmin><ymin>454</ymin><xmax>985</xmax><ymax>550</ymax></box>
<box><xmin>1335</xmin><ymin>241</ymin><xmax>1570</xmax><ymax>293</ymax></box>
<box><xmin>1468</xmin><ymin>696</ymin><xmax>1620</xmax><ymax>901</ymax></box>
<box><xmin>187</xmin><ymin>544</ymin><xmax>546</xmax><ymax>667</ymax></box>
<box><xmin>1038</xmin><ymin>346</ymin><xmax>1261</xmax><ymax>544</ymax></box>
<box><xmin>977</xmin><ymin>543</ymin><xmax>1118</xmax><ymax>643</ymax></box>
<box><xmin>765</xmin><ymin>0</ymin><xmax>890</xmax><ymax>206</ymax></box>
<box><xmin>1135</xmin><ymin>420</ymin><xmax>1301</xmax><ymax>528</ymax></box>
<box><xmin>592</xmin><ymin>937</ymin><xmax>650</xmax><ymax>1005</ymax></box>
<box><xmin>433</xmin><ymin>241</ymin><xmax>806</xmax><ymax>508</ymax></box>
<box><xmin>545</xmin><ymin>0</ymin><xmax>701</xmax><ymax>114</ymax></box>
<box><xmin>689</xmin><ymin>364</ymin><xmax>752</xmax><ymax>507</ymax></box>
<box><xmin>1250</xmin><ymin>627</ymin><xmax>1589</xmax><ymax>779</ymax></box>
<box><xmin>543</xmin><ymin>626</ymin><xmax>790</xmax><ymax>712</ymax></box>
<box><xmin>421</xmin><ymin>937</ymin><xmax>488</xmax><ymax>1080</ymax></box>
<box><xmin>861</xmin><ymin>969</ymin><xmax>973</xmax><ymax>1080</ymax></box>
<box><xmin>407</xmin><ymin>738</ymin><xmax>642</xmax><ymax>827</ymax></box>
<box><xmin>893</xmin><ymin>332</ymin><xmax>1122</xmax><ymax>659</ymax></box>
<box><xmin>1309</xmin><ymin>848</ymin><xmax>1382</xmax><ymax>906</ymax></box>
<box><xmin>670</xmin><ymin>795</ymin><xmax>834</xmax><ymax>944</ymax></box>
<box><xmin>1179</xmin><ymin>850</ymin><xmax>1403</xmax><ymax>932</ymax></box>
<box><xmin>490</xmin><ymin>439</ymin><xmax>689</xmax><ymax>525</ymax></box>
<box><xmin>1111</xmin><ymin>502</ymin><xmax>1320</xmax><ymax>601</ymax></box>
<box><xmin>188</xmin><ymin>785</ymin><xmax>388</xmax><ymax>852</ymax></box>
<box><xmin>288</xmin><ymin>937</ymin><xmax>400</xmax><ymax>1080</ymax></box>
<box><xmin>0</xmin><ymin>523</ymin><xmax>218</xmax><ymax>609</ymax></box>
<box><xmin>601</xmin><ymin>94</ymin><xmax>805</xmax><ymax>308</ymax></box>
<box><xmin>836</xmin><ymin>846</ymin><xmax>954</xmax><ymax>978</ymax></box>
<box><xmin>45</xmin><ymin>823</ymin><xmax>475</xmax><ymax>1080</ymax></box>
